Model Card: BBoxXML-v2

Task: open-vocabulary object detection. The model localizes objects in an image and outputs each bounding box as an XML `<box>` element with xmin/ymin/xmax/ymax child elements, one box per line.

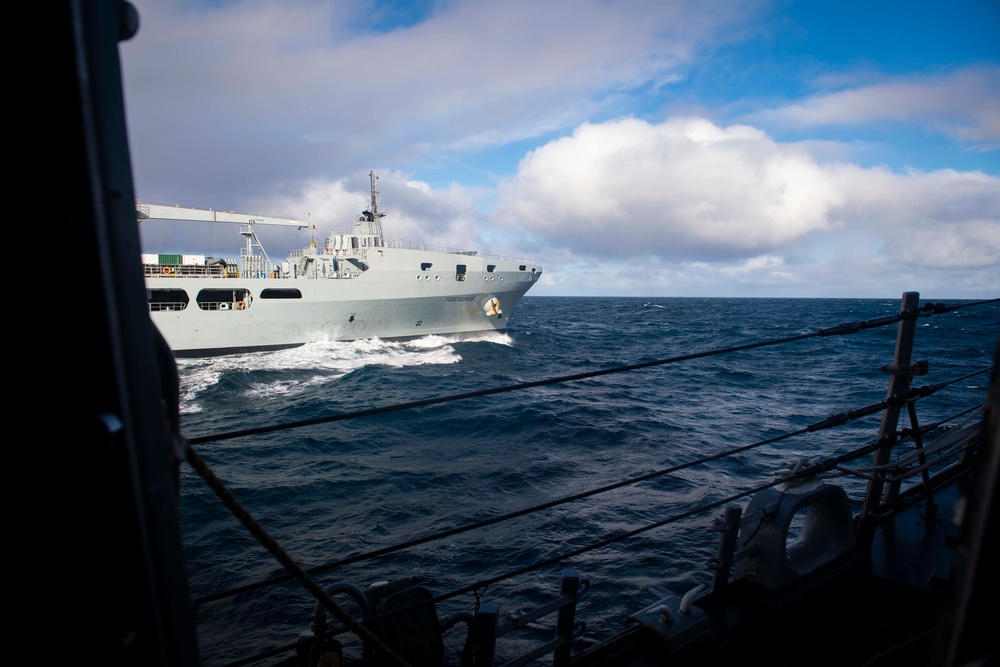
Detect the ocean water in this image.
<box><xmin>175</xmin><ymin>296</ymin><xmax>998</xmax><ymax>666</ymax></box>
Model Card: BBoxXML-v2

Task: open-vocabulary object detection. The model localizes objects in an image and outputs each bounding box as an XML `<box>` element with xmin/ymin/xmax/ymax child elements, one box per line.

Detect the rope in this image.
<box><xmin>183</xmin><ymin>441</ymin><xmax>412</xmax><ymax>667</ymax></box>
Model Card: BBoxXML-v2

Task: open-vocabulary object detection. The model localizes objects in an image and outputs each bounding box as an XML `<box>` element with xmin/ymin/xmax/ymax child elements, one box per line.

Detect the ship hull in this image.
<box><xmin>147</xmin><ymin>247</ymin><xmax>540</xmax><ymax>357</ymax></box>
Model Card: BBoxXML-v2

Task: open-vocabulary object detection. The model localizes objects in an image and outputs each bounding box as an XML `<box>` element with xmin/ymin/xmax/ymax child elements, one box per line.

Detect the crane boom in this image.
<box><xmin>136</xmin><ymin>201</ymin><xmax>314</xmax><ymax>229</ymax></box>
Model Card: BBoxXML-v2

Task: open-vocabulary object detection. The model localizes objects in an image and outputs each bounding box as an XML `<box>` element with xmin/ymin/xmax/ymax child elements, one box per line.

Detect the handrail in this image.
<box><xmin>474</xmin><ymin>570</ymin><xmax>587</xmax><ymax>667</ymax></box>
<box><xmin>386</xmin><ymin>238</ymin><xmax>540</xmax><ymax>265</ymax></box>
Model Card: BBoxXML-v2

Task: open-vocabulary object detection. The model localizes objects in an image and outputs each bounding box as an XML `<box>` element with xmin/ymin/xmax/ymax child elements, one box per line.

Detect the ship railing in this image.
<box><xmin>387</xmin><ymin>239</ymin><xmax>540</xmax><ymax>265</ymax></box>
<box><xmin>286</xmin><ymin>236</ymin><xmax>540</xmax><ymax>265</ymax></box>
<box><xmin>199</xmin><ymin>301</ymin><xmax>236</xmax><ymax>311</ymax></box>
<box><xmin>388</xmin><ymin>239</ymin><xmax>481</xmax><ymax>255</ymax></box>
<box><xmin>149</xmin><ymin>301</ymin><xmax>187</xmax><ymax>312</ymax></box>
<box><xmin>301</xmin><ymin>570</ymin><xmax>587</xmax><ymax>667</ymax></box>
<box><xmin>144</xmin><ymin>263</ymin><xmax>229</xmax><ymax>278</ymax></box>
<box><xmin>174</xmin><ymin>293</ymin><xmax>997</xmax><ymax>667</ymax></box>
<box><xmin>474</xmin><ymin>569</ymin><xmax>588</xmax><ymax>667</ymax></box>
<box><xmin>479</xmin><ymin>251</ymin><xmax>540</xmax><ymax>265</ymax></box>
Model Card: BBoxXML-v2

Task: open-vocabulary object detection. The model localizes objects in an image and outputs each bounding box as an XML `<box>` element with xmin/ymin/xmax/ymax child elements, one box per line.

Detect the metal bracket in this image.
<box><xmin>628</xmin><ymin>592</ymin><xmax>711</xmax><ymax>651</ymax></box>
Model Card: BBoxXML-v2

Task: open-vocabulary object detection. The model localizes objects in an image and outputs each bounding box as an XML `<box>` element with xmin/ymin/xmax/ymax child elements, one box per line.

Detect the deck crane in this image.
<box><xmin>136</xmin><ymin>202</ymin><xmax>316</xmax><ymax>277</ymax></box>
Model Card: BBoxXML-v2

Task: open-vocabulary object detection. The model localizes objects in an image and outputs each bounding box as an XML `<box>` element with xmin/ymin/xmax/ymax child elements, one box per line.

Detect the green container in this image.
<box><xmin>159</xmin><ymin>254</ymin><xmax>183</xmax><ymax>265</ymax></box>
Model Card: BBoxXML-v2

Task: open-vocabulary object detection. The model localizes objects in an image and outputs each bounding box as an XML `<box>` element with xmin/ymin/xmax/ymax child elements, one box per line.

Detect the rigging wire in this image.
<box><xmin>301</xmin><ymin>402</ymin><xmax>988</xmax><ymax>651</ymax></box>
<box><xmin>187</xmin><ymin>299</ymin><xmax>1000</xmax><ymax>446</ymax></box>
<box><xmin>229</xmin><ymin>398</ymin><xmax>987</xmax><ymax>667</ymax></box>
<box><xmin>184</xmin><ymin>444</ymin><xmax>412</xmax><ymax>667</ymax></box>
<box><xmin>191</xmin><ymin>366</ymin><xmax>991</xmax><ymax>605</ymax></box>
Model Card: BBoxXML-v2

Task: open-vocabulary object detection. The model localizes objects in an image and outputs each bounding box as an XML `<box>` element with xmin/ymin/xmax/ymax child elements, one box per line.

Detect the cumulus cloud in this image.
<box><xmin>494</xmin><ymin>117</ymin><xmax>842</xmax><ymax>260</ymax></box>
<box><xmin>492</xmin><ymin>116</ymin><xmax>1000</xmax><ymax>271</ymax></box>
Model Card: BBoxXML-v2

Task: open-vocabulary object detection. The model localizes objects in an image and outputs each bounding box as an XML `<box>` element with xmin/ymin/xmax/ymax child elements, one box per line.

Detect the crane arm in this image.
<box><xmin>136</xmin><ymin>201</ymin><xmax>314</xmax><ymax>230</ymax></box>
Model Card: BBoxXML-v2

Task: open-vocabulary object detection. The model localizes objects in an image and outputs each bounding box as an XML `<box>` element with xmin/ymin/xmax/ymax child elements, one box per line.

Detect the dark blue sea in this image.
<box><xmin>175</xmin><ymin>296</ymin><xmax>998</xmax><ymax>666</ymax></box>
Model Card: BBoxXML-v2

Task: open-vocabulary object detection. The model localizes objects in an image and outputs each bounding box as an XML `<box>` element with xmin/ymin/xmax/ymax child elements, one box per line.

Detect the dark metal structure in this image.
<box><xmin>65</xmin><ymin>1</ymin><xmax>199</xmax><ymax>663</ymax></box>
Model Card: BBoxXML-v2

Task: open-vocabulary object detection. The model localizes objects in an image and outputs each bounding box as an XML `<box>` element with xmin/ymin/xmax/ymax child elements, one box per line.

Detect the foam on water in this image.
<box><xmin>176</xmin><ymin>333</ymin><xmax>513</xmax><ymax>413</ymax></box>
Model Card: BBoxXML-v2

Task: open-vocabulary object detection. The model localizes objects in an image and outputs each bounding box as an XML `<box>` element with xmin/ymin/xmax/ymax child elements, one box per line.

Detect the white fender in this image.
<box><xmin>483</xmin><ymin>297</ymin><xmax>501</xmax><ymax>316</ymax></box>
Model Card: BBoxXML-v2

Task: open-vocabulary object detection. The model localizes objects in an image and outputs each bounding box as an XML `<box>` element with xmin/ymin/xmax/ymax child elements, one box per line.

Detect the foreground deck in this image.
<box><xmin>571</xmin><ymin>437</ymin><xmax>986</xmax><ymax>667</ymax></box>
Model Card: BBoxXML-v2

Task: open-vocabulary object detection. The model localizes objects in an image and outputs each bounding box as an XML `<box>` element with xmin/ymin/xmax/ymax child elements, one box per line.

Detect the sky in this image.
<box><xmin>120</xmin><ymin>0</ymin><xmax>1000</xmax><ymax>298</ymax></box>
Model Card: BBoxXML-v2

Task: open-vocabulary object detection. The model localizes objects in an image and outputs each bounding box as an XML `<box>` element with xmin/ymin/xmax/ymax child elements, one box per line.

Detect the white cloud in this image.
<box><xmin>491</xmin><ymin>116</ymin><xmax>1000</xmax><ymax>292</ymax></box>
<box><xmin>749</xmin><ymin>67</ymin><xmax>1000</xmax><ymax>148</ymax></box>
<box><xmin>494</xmin><ymin>117</ymin><xmax>844</xmax><ymax>259</ymax></box>
<box><xmin>122</xmin><ymin>0</ymin><xmax>758</xmax><ymax>204</ymax></box>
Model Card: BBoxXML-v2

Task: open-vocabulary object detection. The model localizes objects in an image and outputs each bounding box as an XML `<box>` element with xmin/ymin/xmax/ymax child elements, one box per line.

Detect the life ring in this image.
<box><xmin>162</xmin><ymin>266</ymin><xmax>173</xmax><ymax>275</ymax></box>
<box><xmin>237</xmin><ymin>301</ymin><xmax>246</xmax><ymax>310</ymax></box>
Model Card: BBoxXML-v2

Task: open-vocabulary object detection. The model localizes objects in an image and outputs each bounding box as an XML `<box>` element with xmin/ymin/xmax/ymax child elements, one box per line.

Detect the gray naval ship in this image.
<box><xmin>139</xmin><ymin>171</ymin><xmax>542</xmax><ymax>357</ymax></box>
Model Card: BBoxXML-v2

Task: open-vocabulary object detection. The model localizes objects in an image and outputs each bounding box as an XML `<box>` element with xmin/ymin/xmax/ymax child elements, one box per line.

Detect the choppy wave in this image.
<box><xmin>177</xmin><ymin>296</ymin><xmax>998</xmax><ymax>665</ymax></box>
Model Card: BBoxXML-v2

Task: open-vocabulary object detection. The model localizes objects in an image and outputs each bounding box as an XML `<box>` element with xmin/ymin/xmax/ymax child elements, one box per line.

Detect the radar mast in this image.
<box><xmin>356</xmin><ymin>170</ymin><xmax>385</xmax><ymax>240</ymax></box>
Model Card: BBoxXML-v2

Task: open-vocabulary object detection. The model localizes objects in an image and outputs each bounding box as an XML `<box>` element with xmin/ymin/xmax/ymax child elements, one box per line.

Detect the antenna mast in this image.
<box><xmin>369</xmin><ymin>170</ymin><xmax>384</xmax><ymax>239</ymax></box>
